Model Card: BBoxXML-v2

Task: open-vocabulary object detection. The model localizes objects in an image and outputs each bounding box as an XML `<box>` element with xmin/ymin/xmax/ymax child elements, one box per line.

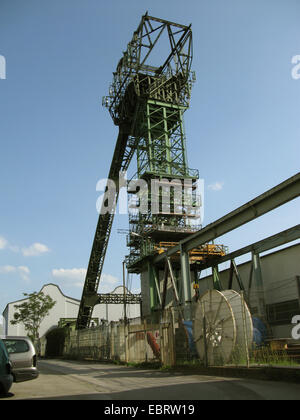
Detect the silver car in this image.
<box><xmin>2</xmin><ymin>336</ymin><xmax>39</xmax><ymax>383</ymax></box>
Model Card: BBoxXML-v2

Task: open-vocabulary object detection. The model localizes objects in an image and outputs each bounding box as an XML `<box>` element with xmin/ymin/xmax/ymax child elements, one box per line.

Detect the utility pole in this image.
<box><xmin>122</xmin><ymin>260</ymin><xmax>127</xmax><ymax>323</ymax></box>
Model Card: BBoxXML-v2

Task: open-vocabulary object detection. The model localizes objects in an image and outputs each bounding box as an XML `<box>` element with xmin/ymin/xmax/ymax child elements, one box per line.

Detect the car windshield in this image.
<box><xmin>3</xmin><ymin>339</ymin><xmax>29</xmax><ymax>354</ymax></box>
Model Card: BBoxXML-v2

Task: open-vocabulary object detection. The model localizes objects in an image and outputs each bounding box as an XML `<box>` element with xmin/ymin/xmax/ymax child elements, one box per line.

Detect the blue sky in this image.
<box><xmin>0</xmin><ymin>0</ymin><xmax>299</xmax><ymax>321</ymax></box>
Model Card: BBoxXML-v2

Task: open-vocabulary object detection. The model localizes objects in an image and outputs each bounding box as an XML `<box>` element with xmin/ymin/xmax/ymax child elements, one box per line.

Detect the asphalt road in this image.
<box><xmin>1</xmin><ymin>359</ymin><xmax>300</xmax><ymax>401</ymax></box>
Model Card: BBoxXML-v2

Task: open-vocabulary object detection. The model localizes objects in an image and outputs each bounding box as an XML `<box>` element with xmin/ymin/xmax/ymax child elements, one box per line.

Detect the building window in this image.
<box><xmin>266</xmin><ymin>299</ymin><xmax>300</xmax><ymax>326</ymax></box>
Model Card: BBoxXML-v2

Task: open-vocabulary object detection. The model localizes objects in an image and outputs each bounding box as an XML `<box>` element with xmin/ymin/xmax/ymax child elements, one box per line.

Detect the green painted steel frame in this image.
<box><xmin>135</xmin><ymin>100</ymin><xmax>192</xmax><ymax>179</ymax></box>
<box><xmin>77</xmin><ymin>14</ymin><xmax>196</xmax><ymax>329</ymax></box>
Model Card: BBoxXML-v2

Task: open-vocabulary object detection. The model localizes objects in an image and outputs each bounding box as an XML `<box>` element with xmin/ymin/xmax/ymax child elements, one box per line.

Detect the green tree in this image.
<box><xmin>11</xmin><ymin>291</ymin><xmax>56</xmax><ymax>343</ymax></box>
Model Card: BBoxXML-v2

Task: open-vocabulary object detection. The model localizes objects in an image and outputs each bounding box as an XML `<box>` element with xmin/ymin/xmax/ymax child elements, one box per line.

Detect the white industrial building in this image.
<box><xmin>2</xmin><ymin>283</ymin><xmax>141</xmax><ymax>338</ymax></box>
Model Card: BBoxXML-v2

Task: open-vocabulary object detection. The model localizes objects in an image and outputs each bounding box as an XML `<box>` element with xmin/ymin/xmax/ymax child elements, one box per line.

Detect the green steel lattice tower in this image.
<box><xmin>76</xmin><ymin>14</ymin><xmax>201</xmax><ymax>329</ymax></box>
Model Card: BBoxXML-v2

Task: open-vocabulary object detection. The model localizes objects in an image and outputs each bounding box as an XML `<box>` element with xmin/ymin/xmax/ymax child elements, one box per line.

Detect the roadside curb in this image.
<box><xmin>60</xmin><ymin>357</ymin><xmax>300</xmax><ymax>384</ymax></box>
<box><xmin>171</xmin><ymin>365</ymin><xmax>300</xmax><ymax>383</ymax></box>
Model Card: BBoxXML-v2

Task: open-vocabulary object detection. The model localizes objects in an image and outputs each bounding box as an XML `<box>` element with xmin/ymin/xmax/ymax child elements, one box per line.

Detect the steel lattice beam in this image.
<box><xmin>76</xmin><ymin>126</ymin><xmax>132</xmax><ymax>329</ymax></box>
<box><xmin>198</xmin><ymin>224</ymin><xmax>300</xmax><ymax>270</ymax></box>
<box><xmin>153</xmin><ymin>172</ymin><xmax>300</xmax><ymax>264</ymax></box>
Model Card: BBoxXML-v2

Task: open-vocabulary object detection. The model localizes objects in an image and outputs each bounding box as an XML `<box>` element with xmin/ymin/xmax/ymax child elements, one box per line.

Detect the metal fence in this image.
<box><xmin>64</xmin><ymin>313</ymin><xmax>175</xmax><ymax>366</ymax></box>
<box><xmin>173</xmin><ymin>288</ymin><xmax>300</xmax><ymax>368</ymax></box>
<box><xmin>63</xmin><ymin>289</ymin><xmax>300</xmax><ymax>368</ymax></box>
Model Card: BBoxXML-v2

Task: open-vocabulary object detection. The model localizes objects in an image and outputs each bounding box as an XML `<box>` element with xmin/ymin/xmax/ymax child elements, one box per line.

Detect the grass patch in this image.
<box><xmin>250</xmin><ymin>347</ymin><xmax>299</xmax><ymax>367</ymax></box>
<box><xmin>125</xmin><ymin>361</ymin><xmax>162</xmax><ymax>369</ymax></box>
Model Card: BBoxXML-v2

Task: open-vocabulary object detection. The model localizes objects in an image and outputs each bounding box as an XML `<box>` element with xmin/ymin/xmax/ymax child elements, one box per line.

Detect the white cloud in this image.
<box><xmin>18</xmin><ymin>266</ymin><xmax>30</xmax><ymax>274</ymax></box>
<box><xmin>0</xmin><ymin>236</ymin><xmax>8</xmax><ymax>250</ymax></box>
<box><xmin>22</xmin><ymin>242</ymin><xmax>50</xmax><ymax>257</ymax></box>
<box><xmin>18</xmin><ymin>266</ymin><xmax>30</xmax><ymax>283</ymax></box>
<box><xmin>0</xmin><ymin>265</ymin><xmax>30</xmax><ymax>283</ymax></box>
<box><xmin>208</xmin><ymin>181</ymin><xmax>224</xmax><ymax>191</ymax></box>
<box><xmin>101</xmin><ymin>273</ymin><xmax>119</xmax><ymax>285</ymax></box>
<box><xmin>0</xmin><ymin>265</ymin><xmax>16</xmax><ymax>273</ymax></box>
<box><xmin>0</xmin><ymin>236</ymin><xmax>19</xmax><ymax>252</ymax></box>
<box><xmin>99</xmin><ymin>274</ymin><xmax>119</xmax><ymax>293</ymax></box>
<box><xmin>52</xmin><ymin>268</ymin><xmax>87</xmax><ymax>286</ymax></box>
<box><xmin>51</xmin><ymin>268</ymin><xmax>119</xmax><ymax>292</ymax></box>
<box><xmin>0</xmin><ymin>237</ymin><xmax>49</xmax><ymax>256</ymax></box>
<box><xmin>9</xmin><ymin>245</ymin><xmax>20</xmax><ymax>253</ymax></box>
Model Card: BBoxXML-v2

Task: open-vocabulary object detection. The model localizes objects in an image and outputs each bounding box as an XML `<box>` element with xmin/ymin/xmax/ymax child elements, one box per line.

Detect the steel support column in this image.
<box><xmin>251</xmin><ymin>252</ymin><xmax>266</xmax><ymax>318</ymax></box>
<box><xmin>180</xmin><ymin>245</ymin><xmax>192</xmax><ymax>320</ymax></box>
<box><xmin>212</xmin><ymin>265</ymin><xmax>222</xmax><ymax>291</ymax></box>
